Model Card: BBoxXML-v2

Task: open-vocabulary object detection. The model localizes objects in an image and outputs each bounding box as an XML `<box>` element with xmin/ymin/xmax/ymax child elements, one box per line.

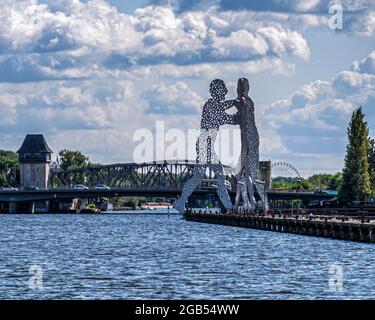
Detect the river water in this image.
<box><xmin>0</xmin><ymin>213</ymin><xmax>374</xmax><ymax>300</ymax></box>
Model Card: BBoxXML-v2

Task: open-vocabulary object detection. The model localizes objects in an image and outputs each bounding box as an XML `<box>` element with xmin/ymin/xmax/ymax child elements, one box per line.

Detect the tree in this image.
<box><xmin>272</xmin><ymin>181</ymin><xmax>293</xmax><ymax>190</ymax></box>
<box><xmin>291</xmin><ymin>179</ymin><xmax>315</xmax><ymax>191</ymax></box>
<box><xmin>339</xmin><ymin>108</ymin><xmax>372</xmax><ymax>203</ymax></box>
<box><xmin>328</xmin><ymin>172</ymin><xmax>343</xmax><ymax>191</ymax></box>
<box><xmin>369</xmin><ymin>137</ymin><xmax>375</xmax><ymax>197</ymax></box>
<box><xmin>308</xmin><ymin>172</ymin><xmax>343</xmax><ymax>191</ymax></box>
<box><xmin>308</xmin><ymin>173</ymin><xmax>332</xmax><ymax>189</ymax></box>
<box><xmin>0</xmin><ymin>150</ymin><xmax>19</xmax><ymax>187</ymax></box>
<box><xmin>58</xmin><ymin>149</ymin><xmax>89</xmax><ymax>171</ymax></box>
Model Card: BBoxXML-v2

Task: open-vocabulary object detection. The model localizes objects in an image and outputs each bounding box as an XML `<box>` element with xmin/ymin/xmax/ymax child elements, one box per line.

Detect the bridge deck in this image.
<box><xmin>0</xmin><ymin>189</ymin><xmax>336</xmax><ymax>202</ymax></box>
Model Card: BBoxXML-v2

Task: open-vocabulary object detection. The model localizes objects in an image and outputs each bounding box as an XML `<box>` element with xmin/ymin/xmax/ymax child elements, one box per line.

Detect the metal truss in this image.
<box><xmin>50</xmin><ymin>160</ymin><xmax>235</xmax><ymax>191</ymax></box>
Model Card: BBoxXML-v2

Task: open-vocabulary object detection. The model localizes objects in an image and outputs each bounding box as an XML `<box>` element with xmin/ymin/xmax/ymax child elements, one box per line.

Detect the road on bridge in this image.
<box><xmin>0</xmin><ymin>189</ymin><xmax>337</xmax><ymax>202</ymax></box>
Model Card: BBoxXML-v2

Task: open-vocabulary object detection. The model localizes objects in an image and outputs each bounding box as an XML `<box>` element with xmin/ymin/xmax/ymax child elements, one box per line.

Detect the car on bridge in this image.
<box><xmin>24</xmin><ymin>186</ymin><xmax>39</xmax><ymax>191</ymax></box>
<box><xmin>0</xmin><ymin>187</ymin><xmax>19</xmax><ymax>191</ymax></box>
<box><xmin>73</xmin><ymin>184</ymin><xmax>89</xmax><ymax>190</ymax></box>
<box><xmin>200</xmin><ymin>179</ymin><xmax>232</xmax><ymax>191</ymax></box>
<box><xmin>95</xmin><ymin>184</ymin><xmax>111</xmax><ymax>190</ymax></box>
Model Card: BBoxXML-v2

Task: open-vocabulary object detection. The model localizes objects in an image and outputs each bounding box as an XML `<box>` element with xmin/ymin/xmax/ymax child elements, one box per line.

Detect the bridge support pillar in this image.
<box><xmin>9</xmin><ymin>201</ymin><xmax>36</xmax><ymax>214</ymax></box>
<box><xmin>34</xmin><ymin>201</ymin><xmax>48</xmax><ymax>213</ymax></box>
<box><xmin>9</xmin><ymin>202</ymin><xmax>17</xmax><ymax>214</ymax></box>
<box><xmin>0</xmin><ymin>201</ymin><xmax>8</xmax><ymax>213</ymax></box>
<box><xmin>30</xmin><ymin>202</ymin><xmax>35</xmax><ymax>214</ymax></box>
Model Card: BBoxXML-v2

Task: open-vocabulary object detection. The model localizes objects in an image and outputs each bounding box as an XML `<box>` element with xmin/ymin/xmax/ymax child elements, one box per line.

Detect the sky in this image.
<box><xmin>0</xmin><ymin>0</ymin><xmax>375</xmax><ymax>176</ymax></box>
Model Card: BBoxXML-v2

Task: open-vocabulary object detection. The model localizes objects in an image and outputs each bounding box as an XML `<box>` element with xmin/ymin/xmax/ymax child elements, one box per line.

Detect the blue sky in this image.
<box><xmin>0</xmin><ymin>0</ymin><xmax>374</xmax><ymax>176</ymax></box>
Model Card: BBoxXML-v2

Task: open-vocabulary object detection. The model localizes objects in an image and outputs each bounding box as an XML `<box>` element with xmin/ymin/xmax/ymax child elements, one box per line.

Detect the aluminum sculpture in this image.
<box><xmin>174</xmin><ymin>78</ymin><xmax>269</xmax><ymax>213</ymax></box>
<box><xmin>234</xmin><ymin>78</ymin><xmax>269</xmax><ymax>211</ymax></box>
<box><xmin>173</xmin><ymin>79</ymin><xmax>237</xmax><ymax>213</ymax></box>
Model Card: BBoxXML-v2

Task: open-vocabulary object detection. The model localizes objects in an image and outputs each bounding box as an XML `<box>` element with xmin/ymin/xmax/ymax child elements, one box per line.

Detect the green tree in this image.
<box><xmin>272</xmin><ymin>181</ymin><xmax>293</xmax><ymax>190</ymax></box>
<box><xmin>307</xmin><ymin>172</ymin><xmax>343</xmax><ymax>191</ymax></box>
<box><xmin>308</xmin><ymin>173</ymin><xmax>332</xmax><ymax>189</ymax></box>
<box><xmin>0</xmin><ymin>150</ymin><xmax>19</xmax><ymax>187</ymax></box>
<box><xmin>328</xmin><ymin>172</ymin><xmax>343</xmax><ymax>191</ymax></box>
<box><xmin>339</xmin><ymin>108</ymin><xmax>372</xmax><ymax>203</ymax></box>
<box><xmin>369</xmin><ymin>137</ymin><xmax>375</xmax><ymax>196</ymax></box>
<box><xmin>291</xmin><ymin>179</ymin><xmax>315</xmax><ymax>191</ymax></box>
<box><xmin>58</xmin><ymin>149</ymin><xmax>89</xmax><ymax>171</ymax></box>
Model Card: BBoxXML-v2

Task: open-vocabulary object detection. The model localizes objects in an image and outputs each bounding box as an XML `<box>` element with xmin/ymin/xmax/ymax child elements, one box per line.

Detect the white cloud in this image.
<box><xmin>261</xmin><ymin>50</ymin><xmax>375</xmax><ymax>172</ymax></box>
<box><xmin>143</xmin><ymin>81</ymin><xmax>203</xmax><ymax>114</ymax></box>
<box><xmin>211</xmin><ymin>30</ymin><xmax>269</xmax><ymax>58</ymax></box>
<box><xmin>353</xmin><ymin>50</ymin><xmax>375</xmax><ymax>75</ymax></box>
<box><xmin>159</xmin><ymin>58</ymin><xmax>295</xmax><ymax>79</ymax></box>
<box><xmin>333</xmin><ymin>70</ymin><xmax>375</xmax><ymax>95</ymax></box>
<box><xmin>345</xmin><ymin>10</ymin><xmax>375</xmax><ymax>37</ymax></box>
<box><xmin>0</xmin><ymin>1</ymin><xmax>311</xmax><ymax>82</ymax></box>
<box><xmin>150</xmin><ymin>0</ymin><xmax>375</xmax><ymax>36</ymax></box>
<box><xmin>0</xmin><ymin>79</ymin><xmax>142</xmax><ymax>131</ymax></box>
<box><xmin>295</xmin><ymin>0</ymin><xmax>321</xmax><ymax>12</ymax></box>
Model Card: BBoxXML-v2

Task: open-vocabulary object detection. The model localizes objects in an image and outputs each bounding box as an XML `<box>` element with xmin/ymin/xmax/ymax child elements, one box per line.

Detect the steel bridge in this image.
<box><xmin>0</xmin><ymin>189</ymin><xmax>336</xmax><ymax>203</ymax></box>
<box><xmin>50</xmin><ymin>160</ymin><xmax>237</xmax><ymax>190</ymax></box>
<box><xmin>0</xmin><ymin>161</ymin><xmax>337</xmax><ymax>204</ymax></box>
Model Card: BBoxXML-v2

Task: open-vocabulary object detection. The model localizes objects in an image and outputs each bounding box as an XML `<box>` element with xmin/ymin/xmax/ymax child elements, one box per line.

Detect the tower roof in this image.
<box><xmin>17</xmin><ymin>134</ymin><xmax>53</xmax><ymax>154</ymax></box>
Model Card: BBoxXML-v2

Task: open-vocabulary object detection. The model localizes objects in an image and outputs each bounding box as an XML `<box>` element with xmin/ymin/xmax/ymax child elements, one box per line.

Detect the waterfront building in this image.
<box><xmin>17</xmin><ymin>134</ymin><xmax>53</xmax><ymax>190</ymax></box>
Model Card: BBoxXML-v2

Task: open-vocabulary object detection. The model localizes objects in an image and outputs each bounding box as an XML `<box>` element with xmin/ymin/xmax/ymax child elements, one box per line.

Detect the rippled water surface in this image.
<box><xmin>0</xmin><ymin>213</ymin><xmax>374</xmax><ymax>299</ymax></box>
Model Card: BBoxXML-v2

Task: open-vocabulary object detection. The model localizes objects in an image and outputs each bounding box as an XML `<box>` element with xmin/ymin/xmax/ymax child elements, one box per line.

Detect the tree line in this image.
<box><xmin>272</xmin><ymin>172</ymin><xmax>343</xmax><ymax>192</ymax></box>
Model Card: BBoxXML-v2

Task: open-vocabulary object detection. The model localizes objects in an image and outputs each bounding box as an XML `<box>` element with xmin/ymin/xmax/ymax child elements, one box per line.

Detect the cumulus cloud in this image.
<box><xmin>0</xmin><ymin>1</ymin><xmax>310</xmax><ymax>82</ymax></box>
<box><xmin>152</xmin><ymin>0</ymin><xmax>373</xmax><ymax>14</ymax></box>
<box><xmin>150</xmin><ymin>0</ymin><xmax>375</xmax><ymax>36</ymax></box>
<box><xmin>143</xmin><ymin>81</ymin><xmax>203</xmax><ymax>114</ymax></box>
<box><xmin>0</xmin><ymin>54</ymin><xmax>89</xmax><ymax>82</ymax></box>
<box><xmin>210</xmin><ymin>27</ymin><xmax>309</xmax><ymax>60</ymax></box>
<box><xmin>261</xmin><ymin>50</ymin><xmax>375</xmax><ymax>171</ymax></box>
<box><xmin>0</xmin><ymin>79</ymin><xmax>142</xmax><ymax>132</ymax></box>
<box><xmin>0</xmin><ymin>72</ymin><xmax>206</xmax><ymax>164</ymax></box>
<box><xmin>159</xmin><ymin>58</ymin><xmax>295</xmax><ymax>79</ymax></box>
<box><xmin>353</xmin><ymin>51</ymin><xmax>375</xmax><ymax>74</ymax></box>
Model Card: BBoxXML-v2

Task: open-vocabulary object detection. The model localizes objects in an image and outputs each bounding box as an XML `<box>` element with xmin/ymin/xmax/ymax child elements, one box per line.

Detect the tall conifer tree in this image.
<box><xmin>339</xmin><ymin>108</ymin><xmax>372</xmax><ymax>203</ymax></box>
<box><xmin>369</xmin><ymin>138</ymin><xmax>375</xmax><ymax>197</ymax></box>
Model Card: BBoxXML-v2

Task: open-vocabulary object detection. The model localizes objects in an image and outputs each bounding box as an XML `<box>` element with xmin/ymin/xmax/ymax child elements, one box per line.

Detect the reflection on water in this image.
<box><xmin>0</xmin><ymin>213</ymin><xmax>374</xmax><ymax>299</ymax></box>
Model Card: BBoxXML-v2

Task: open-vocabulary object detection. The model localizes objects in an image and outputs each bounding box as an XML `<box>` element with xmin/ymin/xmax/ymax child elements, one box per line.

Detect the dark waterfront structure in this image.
<box><xmin>17</xmin><ymin>134</ymin><xmax>53</xmax><ymax>190</ymax></box>
<box><xmin>0</xmin><ymin>187</ymin><xmax>335</xmax><ymax>214</ymax></box>
<box><xmin>186</xmin><ymin>212</ymin><xmax>375</xmax><ymax>243</ymax></box>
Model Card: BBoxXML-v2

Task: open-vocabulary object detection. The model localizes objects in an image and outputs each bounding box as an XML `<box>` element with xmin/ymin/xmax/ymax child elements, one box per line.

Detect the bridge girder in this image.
<box><xmin>50</xmin><ymin>161</ymin><xmax>236</xmax><ymax>190</ymax></box>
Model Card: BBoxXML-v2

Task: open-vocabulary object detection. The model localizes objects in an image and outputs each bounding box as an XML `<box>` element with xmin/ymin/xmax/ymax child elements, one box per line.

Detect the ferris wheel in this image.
<box><xmin>271</xmin><ymin>162</ymin><xmax>301</xmax><ymax>179</ymax></box>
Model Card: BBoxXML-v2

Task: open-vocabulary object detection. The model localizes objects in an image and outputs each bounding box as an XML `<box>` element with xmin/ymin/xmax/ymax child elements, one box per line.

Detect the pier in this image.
<box><xmin>185</xmin><ymin>211</ymin><xmax>375</xmax><ymax>243</ymax></box>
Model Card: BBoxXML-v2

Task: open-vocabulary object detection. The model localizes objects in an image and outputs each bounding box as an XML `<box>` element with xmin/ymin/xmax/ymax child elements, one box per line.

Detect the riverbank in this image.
<box><xmin>185</xmin><ymin>212</ymin><xmax>375</xmax><ymax>243</ymax></box>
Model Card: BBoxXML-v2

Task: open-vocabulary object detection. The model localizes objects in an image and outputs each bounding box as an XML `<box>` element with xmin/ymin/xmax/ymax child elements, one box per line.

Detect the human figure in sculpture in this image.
<box><xmin>173</xmin><ymin>79</ymin><xmax>237</xmax><ymax>214</ymax></box>
<box><xmin>234</xmin><ymin>77</ymin><xmax>269</xmax><ymax>211</ymax></box>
